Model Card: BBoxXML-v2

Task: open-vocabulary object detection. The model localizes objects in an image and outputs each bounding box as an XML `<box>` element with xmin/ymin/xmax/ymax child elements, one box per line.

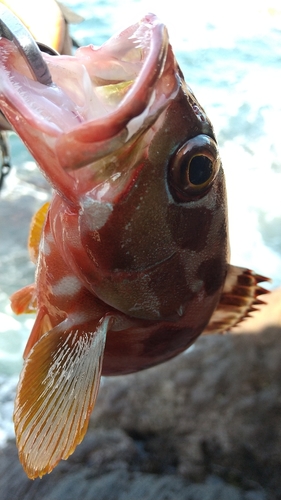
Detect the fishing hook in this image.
<box><xmin>0</xmin><ymin>131</ymin><xmax>10</xmax><ymax>191</ymax></box>
<box><xmin>0</xmin><ymin>5</ymin><xmax>59</xmax><ymax>189</ymax></box>
<box><xmin>0</xmin><ymin>4</ymin><xmax>54</xmax><ymax>86</ymax></box>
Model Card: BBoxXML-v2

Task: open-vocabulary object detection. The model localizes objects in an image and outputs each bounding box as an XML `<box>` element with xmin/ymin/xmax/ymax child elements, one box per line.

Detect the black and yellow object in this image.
<box><xmin>0</xmin><ymin>0</ymin><xmax>82</xmax><ymax>54</ymax></box>
<box><xmin>0</xmin><ymin>0</ymin><xmax>83</xmax><ymax>132</ymax></box>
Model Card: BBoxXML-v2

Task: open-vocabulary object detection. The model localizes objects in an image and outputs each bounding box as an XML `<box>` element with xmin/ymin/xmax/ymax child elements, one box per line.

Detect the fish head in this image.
<box><xmin>0</xmin><ymin>13</ymin><xmax>228</xmax><ymax>324</ymax></box>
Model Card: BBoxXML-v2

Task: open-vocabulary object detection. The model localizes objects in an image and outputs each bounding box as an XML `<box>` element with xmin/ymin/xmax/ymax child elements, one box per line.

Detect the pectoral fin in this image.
<box><xmin>14</xmin><ymin>315</ymin><xmax>110</xmax><ymax>479</ymax></box>
<box><xmin>23</xmin><ymin>308</ymin><xmax>53</xmax><ymax>359</ymax></box>
<box><xmin>203</xmin><ymin>265</ymin><xmax>270</xmax><ymax>335</ymax></box>
<box><xmin>10</xmin><ymin>284</ymin><xmax>37</xmax><ymax>314</ymax></box>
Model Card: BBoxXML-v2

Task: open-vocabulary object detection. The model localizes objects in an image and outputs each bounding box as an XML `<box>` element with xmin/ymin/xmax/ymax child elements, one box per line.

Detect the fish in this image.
<box><xmin>0</xmin><ymin>13</ymin><xmax>269</xmax><ymax>479</ymax></box>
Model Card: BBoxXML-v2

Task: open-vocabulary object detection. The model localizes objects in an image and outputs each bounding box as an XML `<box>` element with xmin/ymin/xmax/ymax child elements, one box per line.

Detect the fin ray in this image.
<box><xmin>28</xmin><ymin>202</ymin><xmax>50</xmax><ymax>264</ymax></box>
<box><xmin>14</xmin><ymin>315</ymin><xmax>110</xmax><ymax>479</ymax></box>
<box><xmin>10</xmin><ymin>284</ymin><xmax>37</xmax><ymax>315</ymax></box>
<box><xmin>203</xmin><ymin>265</ymin><xmax>270</xmax><ymax>335</ymax></box>
<box><xmin>23</xmin><ymin>309</ymin><xmax>53</xmax><ymax>359</ymax></box>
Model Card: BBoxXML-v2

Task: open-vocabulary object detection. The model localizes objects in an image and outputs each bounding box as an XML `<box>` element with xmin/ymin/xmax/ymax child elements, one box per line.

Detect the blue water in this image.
<box><xmin>0</xmin><ymin>0</ymin><xmax>280</xmax><ymax>444</ymax></box>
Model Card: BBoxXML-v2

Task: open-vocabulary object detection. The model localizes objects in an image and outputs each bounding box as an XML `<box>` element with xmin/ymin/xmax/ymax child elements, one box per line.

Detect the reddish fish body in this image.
<box><xmin>44</xmin><ymin>165</ymin><xmax>227</xmax><ymax>375</ymax></box>
<box><xmin>44</xmin><ymin>85</ymin><xmax>228</xmax><ymax>375</ymax></box>
<box><xmin>0</xmin><ymin>13</ymin><xmax>267</xmax><ymax>478</ymax></box>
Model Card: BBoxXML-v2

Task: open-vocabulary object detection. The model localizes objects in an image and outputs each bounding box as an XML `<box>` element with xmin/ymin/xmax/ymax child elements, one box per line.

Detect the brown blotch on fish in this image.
<box><xmin>198</xmin><ymin>257</ymin><xmax>227</xmax><ymax>296</ymax></box>
<box><xmin>167</xmin><ymin>205</ymin><xmax>213</xmax><ymax>251</ymax></box>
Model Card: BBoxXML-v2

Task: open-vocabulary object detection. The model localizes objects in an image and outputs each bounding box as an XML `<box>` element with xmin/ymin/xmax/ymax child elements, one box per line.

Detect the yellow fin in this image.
<box><xmin>28</xmin><ymin>202</ymin><xmax>50</xmax><ymax>264</ymax></box>
<box><xmin>203</xmin><ymin>265</ymin><xmax>270</xmax><ymax>335</ymax></box>
<box><xmin>14</xmin><ymin>315</ymin><xmax>110</xmax><ymax>479</ymax></box>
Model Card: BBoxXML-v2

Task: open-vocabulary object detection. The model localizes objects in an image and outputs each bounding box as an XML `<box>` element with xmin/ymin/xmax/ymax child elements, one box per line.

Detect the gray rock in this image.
<box><xmin>1</xmin><ymin>320</ymin><xmax>280</xmax><ymax>499</ymax></box>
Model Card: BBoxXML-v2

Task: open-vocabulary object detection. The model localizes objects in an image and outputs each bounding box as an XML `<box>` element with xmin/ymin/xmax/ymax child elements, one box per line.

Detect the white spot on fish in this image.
<box><xmin>126</xmin><ymin>105</ymin><xmax>150</xmax><ymax>140</ymax></box>
<box><xmin>52</xmin><ymin>276</ymin><xmax>82</xmax><ymax>297</ymax></box>
<box><xmin>81</xmin><ymin>196</ymin><xmax>113</xmax><ymax>230</ymax></box>
<box><xmin>40</xmin><ymin>239</ymin><xmax>51</xmax><ymax>256</ymax></box>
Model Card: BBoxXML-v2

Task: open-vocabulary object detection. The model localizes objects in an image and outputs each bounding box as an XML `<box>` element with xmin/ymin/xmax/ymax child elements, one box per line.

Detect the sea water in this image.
<box><xmin>0</xmin><ymin>0</ymin><xmax>280</xmax><ymax>445</ymax></box>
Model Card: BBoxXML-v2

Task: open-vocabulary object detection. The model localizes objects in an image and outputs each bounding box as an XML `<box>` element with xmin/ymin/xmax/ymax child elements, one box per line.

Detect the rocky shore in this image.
<box><xmin>0</xmin><ymin>290</ymin><xmax>280</xmax><ymax>500</ymax></box>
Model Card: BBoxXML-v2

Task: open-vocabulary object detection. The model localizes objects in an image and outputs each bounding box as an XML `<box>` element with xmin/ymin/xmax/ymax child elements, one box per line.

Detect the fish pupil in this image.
<box><xmin>189</xmin><ymin>155</ymin><xmax>213</xmax><ymax>186</ymax></box>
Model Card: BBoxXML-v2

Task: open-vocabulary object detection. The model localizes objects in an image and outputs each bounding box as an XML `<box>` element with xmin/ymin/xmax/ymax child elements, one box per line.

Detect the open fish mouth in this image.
<box><xmin>0</xmin><ymin>13</ymin><xmax>179</xmax><ymax>172</ymax></box>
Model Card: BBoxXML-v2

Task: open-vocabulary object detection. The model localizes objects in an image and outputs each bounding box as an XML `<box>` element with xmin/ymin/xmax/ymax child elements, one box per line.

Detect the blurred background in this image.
<box><xmin>0</xmin><ymin>0</ymin><xmax>280</xmax><ymax>444</ymax></box>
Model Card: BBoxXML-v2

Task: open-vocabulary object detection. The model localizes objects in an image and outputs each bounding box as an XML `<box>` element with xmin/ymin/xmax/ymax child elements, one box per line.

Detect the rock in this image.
<box><xmin>0</xmin><ymin>291</ymin><xmax>280</xmax><ymax>500</ymax></box>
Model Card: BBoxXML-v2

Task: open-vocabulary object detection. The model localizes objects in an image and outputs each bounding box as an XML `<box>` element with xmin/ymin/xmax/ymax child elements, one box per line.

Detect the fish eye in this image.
<box><xmin>168</xmin><ymin>134</ymin><xmax>221</xmax><ymax>202</ymax></box>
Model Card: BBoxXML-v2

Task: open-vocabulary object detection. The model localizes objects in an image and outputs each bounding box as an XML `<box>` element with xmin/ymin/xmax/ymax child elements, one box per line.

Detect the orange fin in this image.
<box><xmin>14</xmin><ymin>315</ymin><xmax>110</xmax><ymax>479</ymax></box>
<box><xmin>10</xmin><ymin>284</ymin><xmax>37</xmax><ymax>315</ymax></box>
<box><xmin>23</xmin><ymin>309</ymin><xmax>53</xmax><ymax>359</ymax></box>
<box><xmin>203</xmin><ymin>265</ymin><xmax>270</xmax><ymax>335</ymax></box>
<box><xmin>28</xmin><ymin>202</ymin><xmax>50</xmax><ymax>264</ymax></box>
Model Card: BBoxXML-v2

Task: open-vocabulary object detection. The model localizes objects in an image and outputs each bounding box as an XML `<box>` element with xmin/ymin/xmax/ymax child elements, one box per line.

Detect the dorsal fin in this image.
<box><xmin>203</xmin><ymin>265</ymin><xmax>270</xmax><ymax>335</ymax></box>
